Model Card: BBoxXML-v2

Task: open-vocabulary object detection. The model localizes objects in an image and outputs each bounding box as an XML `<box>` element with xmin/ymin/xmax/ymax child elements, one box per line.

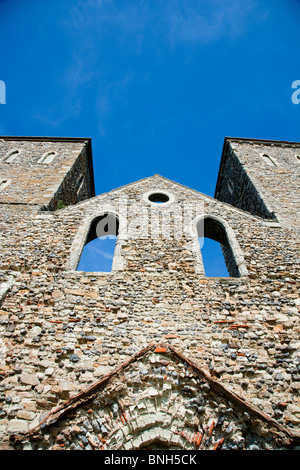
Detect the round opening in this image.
<box><xmin>148</xmin><ymin>192</ymin><xmax>170</xmax><ymax>203</ymax></box>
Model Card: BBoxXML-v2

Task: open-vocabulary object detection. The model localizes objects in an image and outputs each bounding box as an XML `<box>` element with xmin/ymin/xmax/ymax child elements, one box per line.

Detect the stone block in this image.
<box><xmin>7</xmin><ymin>419</ymin><xmax>29</xmax><ymax>434</ymax></box>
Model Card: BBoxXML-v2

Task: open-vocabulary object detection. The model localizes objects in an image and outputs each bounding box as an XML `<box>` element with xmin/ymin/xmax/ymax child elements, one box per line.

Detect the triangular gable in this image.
<box><xmin>62</xmin><ymin>173</ymin><xmax>262</xmax><ymax>223</ymax></box>
<box><xmin>10</xmin><ymin>343</ymin><xmax>299</xmax><ymax>450</ymax></box>
<box><xmin>97</xmin><ymin>172</ymin><xmax>219</xmax><ymax>207</ymax></box>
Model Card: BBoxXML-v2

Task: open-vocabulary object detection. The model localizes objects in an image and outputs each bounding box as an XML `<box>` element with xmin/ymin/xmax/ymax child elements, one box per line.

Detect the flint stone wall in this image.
<box><xmin>0</xmin><ymin>173</ymin><xmax>299</xmax><ymax>448</ymax></box>
<box><xmin>0</xmin><ymin>136</ymin><xmax>299</xmax><ymax>449</ymax></box>
<box><xmin>10</xmin><ymin>347</ymin><xmax>296</xmax><ymax>451</ymax></box>
<box><xmin>215</xmin><ymin>139</ymin><xmax>300</xmax><ymax>232</ymax></box>
<box><xmin>0</xmin><ymin>138</ymin><xmax>93</xmax><ymax>210</ymax></box>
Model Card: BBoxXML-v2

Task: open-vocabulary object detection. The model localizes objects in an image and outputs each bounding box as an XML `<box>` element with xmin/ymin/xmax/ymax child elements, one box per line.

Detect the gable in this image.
<box><xmin>61</xmin><ymin>173</ymin><xmax>261</xmax><ymax>223</ymax></box>
<box><xmin>10</xmin><ymin>343</ymin><xmax>298</xmax><ymax>451</ymax></box>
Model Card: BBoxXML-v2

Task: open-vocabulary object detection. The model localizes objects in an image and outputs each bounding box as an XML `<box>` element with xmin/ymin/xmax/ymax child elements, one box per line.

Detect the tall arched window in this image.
<box><xmin>77</xmin><ymin>213</ymin><xmax>119</xmax><ymax>272</ymax></box>
<box><xmin>196</xmin><ymin>216</ymin><xmax>246</xmax><ymax>278</ymax></box>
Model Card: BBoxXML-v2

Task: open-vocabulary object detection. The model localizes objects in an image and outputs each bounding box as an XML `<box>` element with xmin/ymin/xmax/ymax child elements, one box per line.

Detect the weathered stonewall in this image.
<box><xmin>0</xmin><ymin>136</ymin><xmax>299</xmax><ymax>450</ymax></box>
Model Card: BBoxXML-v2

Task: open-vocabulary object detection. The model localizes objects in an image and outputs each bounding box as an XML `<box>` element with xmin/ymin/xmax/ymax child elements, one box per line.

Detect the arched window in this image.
<box><xmin>1</xmin><ymin>149</ymin><xmax>20</xmax><ymax>163</ymax></box>
<box><xmin>38</xmin><ymin>151</ymin><xmax>56</xmax><ymax>164</ymax></box>
<box><xmin>77</xmin><ymin>213</ymin><xmax>119</xmax><ymax>272</ymax></box>
<box><xmin>195</xmin><ymin>216</ymin><xmax>247</xmax><ymax>278</ymax></box>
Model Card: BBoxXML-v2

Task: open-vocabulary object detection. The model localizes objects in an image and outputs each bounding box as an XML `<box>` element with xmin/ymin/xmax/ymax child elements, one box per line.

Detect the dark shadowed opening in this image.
<box><xmin>148</xmin><ymin>193</ymin><xmax>170</xmax><ymax>203</ymax></box>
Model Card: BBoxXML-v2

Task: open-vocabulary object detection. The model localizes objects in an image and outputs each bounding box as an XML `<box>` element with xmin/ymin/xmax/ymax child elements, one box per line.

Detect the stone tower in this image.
<box><xmin>0</xmin><ymin>136</ymin><xmax>94</xmax><ymax>211</ymax></box>
<box><xmin>215</xmin><ymin>137</ymin><xmax>300</xmax><ymax>231</ymax></box>
<box><xmin>0</xmin><ymin>136</ymin><xmax>299</xmax><ymax>451</ymax></box>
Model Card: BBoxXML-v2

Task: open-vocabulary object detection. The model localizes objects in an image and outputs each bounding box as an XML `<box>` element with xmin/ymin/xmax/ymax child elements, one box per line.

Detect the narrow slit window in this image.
<box><xmin>77</xmin><ymin>213</ymin><xmax>119</xmax><ymax>272</ymax></box>
<box><xmin>38</xmin><ymin>151</ymin><xmax>56</xmax><ymax>164</ymax></box>
<box><xmin>2</xmin><ymin>150</ymin><xmax>19</xmax><ymax>163</ymax></box>
<box><xmin>228</xmin><ymin>179</ymin><xmax>234</xmax><ymax>195</ymax></box>
<box><xmin>197</xmin><ymin>217</ymin><xmax>239</xmax><ymax>277</ymax></box>
<box><xmin>76</xmin><ymin>175</ymin><xmax>84</xmax><ymax>197</ymax></box>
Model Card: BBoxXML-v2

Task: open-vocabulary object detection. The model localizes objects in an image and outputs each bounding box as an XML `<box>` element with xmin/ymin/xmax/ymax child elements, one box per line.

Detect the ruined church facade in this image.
<box><xmin>0</xmin><ymin>136</ymin><xmax>299</xmax><ymax>450</ymax></box>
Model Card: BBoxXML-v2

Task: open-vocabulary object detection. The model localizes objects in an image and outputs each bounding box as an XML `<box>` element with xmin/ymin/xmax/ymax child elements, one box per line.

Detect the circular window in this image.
<box><xmin>143</xmin><ymin>190</ymin><xmax>175</xmax><ymax>206</ymax></box>
<box><xmin>148</xmin><ymin>192</ymin><xmax>170</xmax><ymax>203</ymax></box>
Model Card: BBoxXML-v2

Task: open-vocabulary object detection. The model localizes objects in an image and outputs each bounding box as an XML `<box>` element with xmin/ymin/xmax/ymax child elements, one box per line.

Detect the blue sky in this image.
<box><xmin>77</xmin><ymin>237</ymin><xmax>117</xmax><ymax>272</ymax></box>
<box><xmin>1</xmin><ymin>0</ymin><xmax>300</xmax><ymax>274</ymax></box>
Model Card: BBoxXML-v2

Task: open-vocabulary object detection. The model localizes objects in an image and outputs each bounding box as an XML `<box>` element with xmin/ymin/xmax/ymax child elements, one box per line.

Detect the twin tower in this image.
<box><xmin>0</xmin><ymin>136</ymin><xmax>299</xmax><ymax>450</ymax></box>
